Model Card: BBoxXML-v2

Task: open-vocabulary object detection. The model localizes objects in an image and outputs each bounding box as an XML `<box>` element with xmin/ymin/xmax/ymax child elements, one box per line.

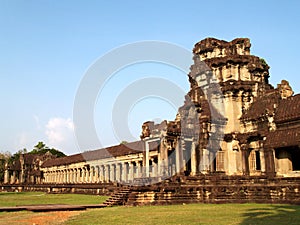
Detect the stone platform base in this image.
<box><xmin>126</xmin><ymin>175</ymin><xmax>300</xmax><ymax>205</ymax></box>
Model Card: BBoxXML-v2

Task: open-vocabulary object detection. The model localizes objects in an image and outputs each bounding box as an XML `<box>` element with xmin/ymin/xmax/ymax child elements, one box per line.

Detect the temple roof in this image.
<box><xmin>274</xmin><ymin>94</ymin><xmax>300</xmax><ymax>124</ymax></box>
<box><xmin>240</xmin><ymin>90</ymin><xmax>280</xmax><ymax>121</ymax></box>
<box><xmin>41</xmin><ymin>141</ymin><xmax>151</xmax><ymax>168</ymax></box>
<box><xmin>241</xmin><ymin>91</ymin><xmax>300</xmax><ymax>125</ymax></box>
<box><xmin>265</xmin><ymin>127</ymin><xmax>300</xmax><ymax>148</ymax></box>
<box><xmin>42</xmin><ymin>153</ymin><xmax>85</xmax><ymax>167</ymax></box>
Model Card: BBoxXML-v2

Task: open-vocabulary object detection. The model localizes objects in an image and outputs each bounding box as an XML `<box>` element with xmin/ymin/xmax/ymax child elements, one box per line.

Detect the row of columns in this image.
<box><xmin>43</xmin><ymin>160</ymin><xmax>163</xmax><ymax>184</ymax></box>
<box><xmin>3</xmin><ymin>170</ymin><xmax>38</xmax><ymax>184</ymax></box>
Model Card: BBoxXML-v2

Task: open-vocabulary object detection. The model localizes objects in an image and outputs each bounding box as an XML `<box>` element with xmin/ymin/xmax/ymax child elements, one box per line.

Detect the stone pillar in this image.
<box><xmin>69</xmin><ymin>170</ymin><xmax>73</xmax><ymax>183</ymax></box>
<box><xmin>81</xmin><ymin>168</ymin><xmax>85</xmax><ymax>183</ymax></box>
<box><xmin>64</xmin><ymin>170</ymin><xmax>67</xmax><ymax>183</ymax></box>
<box><xmin>62</xmin><ymin>170</ymin><xmax>67</xmax><ymax>184</ymax></box>
<box><xmin>191</xmin><ymin>142</ymin><xmax>197</xmax><ymax>175</ymax></box>
<box><xmin>84</xmin><ymin>167</ymin><xmax>91</xmax><ymax>183</ymax></box>
<box><xmin>55</xmin><ymin>171</ymin><xmax>57</xmax><ymax>183</ymax></box>
<box><xmin>114</xmin><ymin>163</ymin><xmax>120</xmax><ymax>182</ymax></box>
<box><xmin>64</xmin><ymin>170</ymin><xmax>68</xmax><ymax>183</ymax></box>
<box><xmin>121</xmin><ymin>163</ymin><xmax>127</xmax><ymax>182</ymax></box>
<box><xmin>135</xmin><ymin>161</ymin><xmax>141</xmax><ymax>178</ymax></box>
<box><xmin>53</xmin><ymin>171</ymin><xmax>56</xmax><ymax>183</ymax></box>
<box><xmin>99</xmin><ymin>166</ymin><xmax>104</xmax><ymax>182</ymax></box>
<box><xmin>93</xmin><ymin>166</ymin><xmax>97</xmax><ymax>183</ymax></box>
<box><xmin>58</xmin><ymin>171</ymin><xmax>61</xmax><ymax>183</ymax></box>
<box><xmin>128</xmin><ymin>162</ymin><xmax>134</xmax><ymax>182</ymax></box>
<box><xmin>10</xmin><ymin>171</ymin><xmax>16</xmax><ymax>184</ymax></box>
<box><xmin>145</xmin><ymin>144</ymin><xmax>150</xmax><ymax>177</ymax></box>
<box><xmin>56</xmin><ymin>171</ymin><xmax>58</xmax><ymax>183</ymax></box>
<box><xmin>56</xmin><ymin>171</ymin><xmax>59</xmax><ymax>183</ymax></box>
<box><xmin>73</xmin><ymin>169</ymin><xmax>76</xmax><ymax>183</ymax></box>
<box><xmin>78</xmin><ymin>168</ymin><xmax>82</xmax><ymax>183</ymax></box>
<box><xmin>175</xmin><ymin>138</ymin><xmax>183</xmax><ymax>174</ymax></box>
<box><xmin>95</xmin><ymin>166</ymin><xmax>99</xmax><ymax>183</ymax></box>
<box><xmin>105</xmin><ymin>165</ymin><xmax>110</xmax><ymax>182</ymax></box>
<box><xmin>90</xmin><ymin>167</ymin><xmax>94</xmax><ymax>183</ymax></box>
<box><xmin>110</xmin><ymin>164</ymin><xmax>115</xmax><ymax>182</ymax></box>
<box><xmin>19</xmin><ymin>169</ymin><xmax>25</xmax><ymax>184</ymax></box>
<box><xmin>265</xmin><ymin>148</ymin><xmax>276</xmax><ymax>177</ymax></box>
<box><xmin>4</xmin><ymin>165</ymin><xmax>9</xmax><ymax>184</ymax></box>
<box><xmin>159</xmin><ymin>141</ymin><xmax>168</xmax><ymax>177</ymax></box>
<box><xmin>69</xmin><ymin>170</ymin><xmax>72</xmax><ymax>183</ymax></box>
<box><xmin>94</xmin><ymin>166</ymin><xmax>99</xmax><ymax>183</ymax></box>
<box><xmin>200</xmin><ymin>148</ymin><xmax>210</xmax><ymax>172</ymax></box>
<box><xmin>65</xmin><ymin>170</ymin><xmax>69</xmax><ymax>183</ymax></box>
<box><xmin>241</xmin><ymin>144</ymin><xmax>250</xmax><ymax>175</ymax></box>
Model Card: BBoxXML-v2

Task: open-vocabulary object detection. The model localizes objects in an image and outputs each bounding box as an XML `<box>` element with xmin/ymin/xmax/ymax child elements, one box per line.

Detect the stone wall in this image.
<box><xmin>0</xmin><ymin>183</ymin><xmax>118</xmax><ymax>195</ymax></box>
<box><xmin>127</xmin><ymin>175</ymin><xmax>300</xmax><ymax>205</ymax></box>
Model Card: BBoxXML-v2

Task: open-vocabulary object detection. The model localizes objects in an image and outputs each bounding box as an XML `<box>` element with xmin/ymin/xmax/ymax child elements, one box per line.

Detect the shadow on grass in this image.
<box><xmin>240</xmin><ymin>204</ymin><xmax>300</xmax><ymax>225</ymax></box>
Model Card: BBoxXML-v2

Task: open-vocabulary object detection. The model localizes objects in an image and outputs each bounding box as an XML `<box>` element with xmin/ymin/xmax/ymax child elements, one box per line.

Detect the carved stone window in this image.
<box><xmin>216</xmin><ymin>151</ymin><xmax>224</xmax><ymax>171</ymax></box>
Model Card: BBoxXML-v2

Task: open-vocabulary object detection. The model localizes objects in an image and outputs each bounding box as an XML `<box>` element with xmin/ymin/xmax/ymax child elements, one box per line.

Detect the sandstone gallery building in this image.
<box><xmin>4</xmin><ymin>38</ymin><xmax>300</xmax><ymax>185</ymax></box>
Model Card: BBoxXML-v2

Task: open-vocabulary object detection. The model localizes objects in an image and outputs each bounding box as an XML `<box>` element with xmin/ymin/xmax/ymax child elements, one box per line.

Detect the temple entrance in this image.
<box><xmin>249</xmin><ymin>149</ymin><xmax>261</xmax><ymax>173</ymax></box>
<box><xmin>184</xmin><ymin>141</ymin><xmax>192</xmax><ymax>175</ymax></box>
<box><xmin>168</xmin><ymin>149</ymin><xmax>176</xmax><ymax>176</ymax></box>
<box><xmin>255</xmin><ymin>151</ymin><xmax>261</xmax><ymax>170</ymax></box>
<box><xmin>291</xmin><ymin>147</ymin><xmax>300</xmax><ymax>171</ymax></box>
<box><xmin>275</xmin><ymin>146</ymin><xmax>300</xmax><ymax>175</ymax></box>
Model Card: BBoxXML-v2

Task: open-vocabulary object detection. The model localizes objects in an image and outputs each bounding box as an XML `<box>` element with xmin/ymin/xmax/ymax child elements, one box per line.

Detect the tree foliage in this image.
<box><xmin>29</xmin><ymin>141</ymin><xmax>66</xmax><ymax>158</ymax></box>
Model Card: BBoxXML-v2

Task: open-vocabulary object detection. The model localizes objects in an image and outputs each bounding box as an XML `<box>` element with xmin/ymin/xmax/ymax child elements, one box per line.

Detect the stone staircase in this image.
<box><xmin>103</xmin><ymin>186</ymin><xmax>131</xmax><ymax>207</ymax></box>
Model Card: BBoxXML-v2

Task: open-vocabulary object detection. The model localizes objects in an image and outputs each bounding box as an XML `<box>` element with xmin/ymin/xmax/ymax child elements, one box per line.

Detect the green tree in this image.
<box><xmin>8</xmin><ymin>148</ymin><xmax>27</xmax><ymax>163</ymax></box>
<box><xmin>30</xmin><ymin>141</ymin><xmax>66</xmax><ymax>158</ymax></box>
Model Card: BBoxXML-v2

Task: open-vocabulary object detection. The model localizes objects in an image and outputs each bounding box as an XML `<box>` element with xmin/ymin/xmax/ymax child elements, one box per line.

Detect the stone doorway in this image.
<box><xmin>275</xmin><ymin>146</ymin><xmax>300</xmax><ymax>175</ymax></box>
<box><xmin>183</xmin><ymin>141</ymin><xmax>192</xmax><ymax>175</ymax></box>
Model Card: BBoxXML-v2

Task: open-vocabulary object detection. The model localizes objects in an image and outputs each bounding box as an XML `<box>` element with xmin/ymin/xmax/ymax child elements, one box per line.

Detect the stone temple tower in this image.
<box><xmin>179</xmin><ymin>38</ymin><xmax>271</xmax><ymax>175</ymax></box>
<box><xmin>141</xmin><ymin>37</ymin><xmax>273</xmax><ymax>177</ymax></box>
<box><xmin>192</xmin><ymin>38</ymin><xmax>270</xmax><ymax>133</ymax></box>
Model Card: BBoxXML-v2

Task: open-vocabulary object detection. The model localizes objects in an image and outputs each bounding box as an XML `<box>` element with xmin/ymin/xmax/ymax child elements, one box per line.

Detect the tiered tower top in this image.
<box><xmin>193</xmin><ymin>38</ymin><xmax>251</xmax><ymax>60</ymax></box>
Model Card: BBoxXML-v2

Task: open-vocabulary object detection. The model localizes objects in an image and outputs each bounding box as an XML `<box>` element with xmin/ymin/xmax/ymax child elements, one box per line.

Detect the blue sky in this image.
<box><xmin>0</xmin><ymin>0</ymin><xmax>299</xmax><ymax>154</ymax></box>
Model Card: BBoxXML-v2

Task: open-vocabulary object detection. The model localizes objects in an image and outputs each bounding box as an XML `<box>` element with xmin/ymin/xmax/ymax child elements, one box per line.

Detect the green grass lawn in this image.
<box><xmin>0</xmin><ymin>192</ymin><xmax>108</xmax><ymax>207</ymax></box>
<box><xmin>0</xmin><ymin>192</ymin><xmax>300</xmax><ymax>225</ymax></box>
<box><xmin>65</xmin><ymin>203</ymin><xmax>300</xmax><ymax>225</ymax></box>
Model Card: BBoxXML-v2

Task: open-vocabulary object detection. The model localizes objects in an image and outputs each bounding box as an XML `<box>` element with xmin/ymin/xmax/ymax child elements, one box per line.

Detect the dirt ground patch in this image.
<box><xmin>0</xmin><ymin>211</ymin><xmax>82</xmax><ymax>225</ymax></box>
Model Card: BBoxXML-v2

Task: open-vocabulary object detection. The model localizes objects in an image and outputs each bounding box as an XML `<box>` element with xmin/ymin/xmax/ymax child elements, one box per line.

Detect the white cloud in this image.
<box><xmin>45</xmin><ymin>117</ymin><xmax>77</xmax><ymax>154</ymax></box>
<box><xmin>33</xmin><ymin>115</ymin><xmax>41</xmax><ymax>130</ymax></box>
